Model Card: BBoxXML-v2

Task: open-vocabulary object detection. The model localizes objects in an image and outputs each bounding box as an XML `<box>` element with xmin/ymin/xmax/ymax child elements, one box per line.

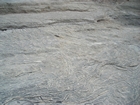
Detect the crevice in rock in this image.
<box><xmin>0</xmin><ymin>19</ymin><xmax>95</xmax><ymax>30</ymax></box>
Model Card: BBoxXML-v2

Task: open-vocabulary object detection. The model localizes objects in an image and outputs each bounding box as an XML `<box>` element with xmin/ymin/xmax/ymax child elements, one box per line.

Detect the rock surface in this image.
<box><xmin>0</xmin><ymin>0</ymin><xmax>140</xmax><ymax>105</ymax></box>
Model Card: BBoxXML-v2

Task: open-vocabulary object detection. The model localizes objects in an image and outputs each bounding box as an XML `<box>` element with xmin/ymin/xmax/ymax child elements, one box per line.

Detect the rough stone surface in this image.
<box><xmin>0</xmin><ymin>0</ymin><xmax>140</xmax><ymax>105</ymax></box>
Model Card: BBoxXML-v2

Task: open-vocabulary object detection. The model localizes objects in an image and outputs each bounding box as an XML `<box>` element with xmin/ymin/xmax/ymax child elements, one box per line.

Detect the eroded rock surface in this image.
<box><xmin>0</xmin><ymin>0</ymin><xmax>140</xmax><ymax>105</ymax></box>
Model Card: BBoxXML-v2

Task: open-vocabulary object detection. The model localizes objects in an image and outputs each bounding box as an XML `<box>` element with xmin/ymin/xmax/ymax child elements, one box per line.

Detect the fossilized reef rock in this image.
<box><xmin>0</xmin><ymin>0</ymin><xmax>140</xmax><ymax>105</ymax></box>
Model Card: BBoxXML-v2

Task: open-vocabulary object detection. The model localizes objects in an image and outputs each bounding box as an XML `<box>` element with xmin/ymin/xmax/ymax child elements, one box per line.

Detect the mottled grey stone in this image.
<box><xmin>0</xmin><ymin>0</ymin><xmax>140</xmax><ymax>105</ymax></box>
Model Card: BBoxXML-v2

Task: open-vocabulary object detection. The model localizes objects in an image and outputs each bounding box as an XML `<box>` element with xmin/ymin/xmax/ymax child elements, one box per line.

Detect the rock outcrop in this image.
<box><xmin>0</xmin><ymin>0</ymin><xmax>140</xmax><ymax>105</ymax></box>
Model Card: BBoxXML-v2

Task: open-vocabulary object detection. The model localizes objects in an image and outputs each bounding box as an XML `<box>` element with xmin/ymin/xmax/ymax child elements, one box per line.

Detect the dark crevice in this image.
<box><xmin>1</xmin><ymin>29</ymin><xmax>7</xmax><ymax>31</ymax></box>
<box><xmin>0</xmin><ymin>19</ymin><xmax>95</xmax><ymax>31</ymax></box>
<box><xmin>56</xmin><ymin>100</ymin><xmax>63</xmax><ymax>103</ymax></box>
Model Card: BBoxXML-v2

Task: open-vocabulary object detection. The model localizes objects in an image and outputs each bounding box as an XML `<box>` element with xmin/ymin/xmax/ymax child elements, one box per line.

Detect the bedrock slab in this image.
<box><xmin>0</xmin><ymin>0</ymin><xmax>140</xmax><ymax>105</ymax></box>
